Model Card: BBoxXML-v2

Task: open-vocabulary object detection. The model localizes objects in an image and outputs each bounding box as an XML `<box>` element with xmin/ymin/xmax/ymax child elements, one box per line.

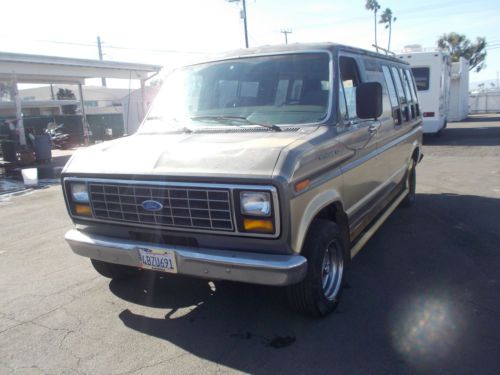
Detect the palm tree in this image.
<box><xmin>379</xmin><ymin>8</ymin><xmax>397</xmax><ymax>52</ymax></box>
<box><xmin>365</xmin><ymin>0</ymin><xmax>381</xmax><ymax>52</ymax></box>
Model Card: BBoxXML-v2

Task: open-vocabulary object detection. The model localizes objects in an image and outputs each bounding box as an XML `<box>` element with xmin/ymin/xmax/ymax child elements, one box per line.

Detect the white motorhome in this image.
<box><xmin>398</xmin><ymin>47</ymin><xmax>451</xmax><ymax>134</ymax></box>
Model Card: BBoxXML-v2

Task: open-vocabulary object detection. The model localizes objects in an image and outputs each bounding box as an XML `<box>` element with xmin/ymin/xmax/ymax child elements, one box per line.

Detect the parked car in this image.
<box><xmin>62</xmin><ymin>43</ymin><xmax>423</xmax><ymax>316</ymax></box>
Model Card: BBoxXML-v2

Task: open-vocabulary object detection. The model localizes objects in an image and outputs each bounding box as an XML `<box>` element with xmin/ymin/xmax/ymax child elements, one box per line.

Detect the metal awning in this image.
<box><xmin>0</xmin><ymin>51</ymin><xmax>162</xmax><ymax>146</ymax></box>
<box><xmin>0</xmin><ymin>51</ymin><xmax>162</xmax><ymax>84</ymax></box>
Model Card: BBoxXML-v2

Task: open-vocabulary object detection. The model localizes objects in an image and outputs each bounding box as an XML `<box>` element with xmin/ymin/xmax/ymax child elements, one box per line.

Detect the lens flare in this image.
<box><xmin>390</xmin><ymin>294</ymin><xmax>462</xmax><ymax>367</ymax></box>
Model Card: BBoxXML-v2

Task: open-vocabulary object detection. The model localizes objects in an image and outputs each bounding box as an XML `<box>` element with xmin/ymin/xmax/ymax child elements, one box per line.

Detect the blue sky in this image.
<box><xmin>1</xmin><ymin>0</ymin><xmax>499</xmax><ymax>87</ymax></box>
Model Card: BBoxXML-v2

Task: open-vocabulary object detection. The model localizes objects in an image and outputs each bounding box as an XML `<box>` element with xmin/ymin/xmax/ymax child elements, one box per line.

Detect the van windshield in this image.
<box><xmin>140</xmin><ymin>53</ymin><xmax>330</xmax><ymax>133</ymax></box>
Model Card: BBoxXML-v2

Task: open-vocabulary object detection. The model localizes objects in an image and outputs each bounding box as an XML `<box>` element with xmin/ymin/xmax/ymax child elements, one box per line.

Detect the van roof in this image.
<box><xmin>199</xmin><ymin>42</ymin><xmax>408</xmax><ymax>66</ymax></box>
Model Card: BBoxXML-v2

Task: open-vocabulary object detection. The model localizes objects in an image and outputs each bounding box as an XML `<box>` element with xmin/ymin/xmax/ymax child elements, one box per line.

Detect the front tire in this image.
<box><xmin>287</xmin><ymin>220</ymin><xmax>346</xmax><ymax>317</ymax></box>
<box><xmin>91</xmin><ymin>259</ymin><xmax>140</xmax><ymax>280</ymax></box>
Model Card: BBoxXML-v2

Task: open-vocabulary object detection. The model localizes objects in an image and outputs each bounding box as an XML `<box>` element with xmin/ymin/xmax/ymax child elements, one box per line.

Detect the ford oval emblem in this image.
<box><xmin>141</xmin><ymin>200</ymin><xmax>163</xmax><ymax>212</ymax></box>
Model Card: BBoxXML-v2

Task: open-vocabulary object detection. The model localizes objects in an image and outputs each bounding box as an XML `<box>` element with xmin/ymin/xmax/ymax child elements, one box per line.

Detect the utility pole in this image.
<box><xmin>227</xmin><ymin>0</ymin><xmax>249</xmax><ymax>48</ymax></box>
<box><xmin>280</xmin><ymin>29</ymin><xmax>292</xmax><ymax>45</ymax></box>
<box><xmin>97</xmin><ymin>36</ymin><xmax>106</xmax><ymax>87</ymax></box>
<box><xmin>242</xmin><ymin>0</ymin><xmax>249</xmax><ymax>48</ymax></box>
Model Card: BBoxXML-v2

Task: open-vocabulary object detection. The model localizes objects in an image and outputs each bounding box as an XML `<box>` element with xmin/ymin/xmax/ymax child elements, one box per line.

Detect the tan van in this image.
<box><xmin>62</xmin><ymin>43</ymin><xmax>423</xmax><ymax>316</ymax></box>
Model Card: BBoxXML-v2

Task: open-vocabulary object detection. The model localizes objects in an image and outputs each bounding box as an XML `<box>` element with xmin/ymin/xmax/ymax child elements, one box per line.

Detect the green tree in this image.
<box><xmin>56</xmin><ymin>88</ymin><xmax>77</xmax><ymax>115</ymax></box>
<box><xmin>437</xmin><ymin>32</ymin><xmax>487</xmax><ymax>72</ymax></box>
<box><xmin>379</xmin><ymin>8</ymin><xmax>396</xmax><ymax>52</ymax></box>
<box><xmin>365</xmin><ymin>0</ymin><xmax>381</xmax><ymax>52</ymax></box>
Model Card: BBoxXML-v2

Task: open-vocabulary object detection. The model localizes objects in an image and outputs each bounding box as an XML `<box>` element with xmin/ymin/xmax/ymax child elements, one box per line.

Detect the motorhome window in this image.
<box><xmin>391</xmin><ymin>66</ymin><xmax>407</xmax><ymax>104</ymax></box>
<box><xmin>142</xmin><ymin>53</ymin><xmax>331</xmax><ymax>132</ymax></box>
<box><xmin>404</xmin><ymin>69</ymin><xmax>418</xmax><ymax>102</ymax></box>
<box><xmin>382</xmin><ymin>65</ymin><xmax>399</xmax><ymax>107</ymax></box>
<box><xmin>339</xmin><ymin>56</ymin><xmax>361</xmax><ymax>120</ymax></box>
<box><xmin>399</xmin><ymin>68</ymin><xmax>414</xmax><ymax>102</ymax></box>
<box><xmin>411</xmin><ymin>67</ymin><xmax>430</xmax><ymax>91</ymax></box>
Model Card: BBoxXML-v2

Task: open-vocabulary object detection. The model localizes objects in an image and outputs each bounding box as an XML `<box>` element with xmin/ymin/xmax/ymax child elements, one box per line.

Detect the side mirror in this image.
<box><xmin>356</xmin><ymin>82</ymin><xmax>383</xmax><ymax>119</ymax></box>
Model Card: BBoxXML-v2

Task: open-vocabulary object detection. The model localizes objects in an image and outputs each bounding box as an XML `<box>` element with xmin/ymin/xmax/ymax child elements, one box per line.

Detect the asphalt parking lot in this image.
<box><xmin>1</xmin><ymin>115</ymin><xmax>499</xmax><ymax>375</ymax></box>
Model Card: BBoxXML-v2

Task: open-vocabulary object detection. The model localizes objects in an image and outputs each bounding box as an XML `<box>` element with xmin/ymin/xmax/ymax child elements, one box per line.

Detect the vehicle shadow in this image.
<box><xmin>424</xmin><ymin>116</ymin><xmax>500</xmax><ymax>147</ymax></box>
<box><xmin>463</xmin><ymin>115</ymin><xmax>500</xmax><ymax>123</ymax></box>
<box><xmin>109</xmin><ymin>193</ymin><xmax>500</xmax><ymax>374</ymax></box>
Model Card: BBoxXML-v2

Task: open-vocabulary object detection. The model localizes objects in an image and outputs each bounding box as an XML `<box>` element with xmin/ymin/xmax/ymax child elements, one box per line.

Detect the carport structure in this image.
<box><xmin>0</xmin><ymin>51</ymin><xmax>162</xmax><ymax>146</ymax></box>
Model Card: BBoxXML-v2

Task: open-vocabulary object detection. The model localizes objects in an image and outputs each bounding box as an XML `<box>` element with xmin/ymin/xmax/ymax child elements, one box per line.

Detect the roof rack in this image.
<box><xmin>372</xmin><ymin>44</ymin><xmax>396</xmax><ymax>57</ymax></box>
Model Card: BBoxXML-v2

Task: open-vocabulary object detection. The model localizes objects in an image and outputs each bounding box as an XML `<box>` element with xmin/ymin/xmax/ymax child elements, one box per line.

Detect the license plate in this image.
<box><xmin>137</xmin><ymin>247</ymin><xmax>177</xmax><ymax>273</ymax></box>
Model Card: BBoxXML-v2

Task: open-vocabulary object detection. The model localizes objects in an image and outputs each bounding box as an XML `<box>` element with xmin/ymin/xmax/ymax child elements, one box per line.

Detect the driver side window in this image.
<box><xmin>339</xmin><ymin>56</ymin><xmax>361</xmax><ymax>121</ymax></box>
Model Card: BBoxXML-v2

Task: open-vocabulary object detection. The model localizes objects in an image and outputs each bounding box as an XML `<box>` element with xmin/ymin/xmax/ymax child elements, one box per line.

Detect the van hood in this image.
<box><xmin>63</xmin><ymin>130</ymin><xmax>311</xmax><ymax>179</ymax></box>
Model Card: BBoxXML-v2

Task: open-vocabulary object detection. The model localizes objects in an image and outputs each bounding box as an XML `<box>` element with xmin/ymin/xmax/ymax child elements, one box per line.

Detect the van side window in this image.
<box><xmin>382</xmin><ymin>66</ymin><xmax>399</xmax><ymax>108</ymax></box>
<box><xmin>404</xmin><ymin>69</ymin><xmax>418</xmax><ymax>103</ymax></box>
<box><xmin>217</xmin><ymin>80</ymin><xmax>239</xmax><ymax>107</ymax></box>
<box><xmin>339</xmin><ymin>56</ymin><xmax>361</xmax><ymax>120</ymax></box>
<box><xmin>338</xmin><ymin>81</ymin><xmax>348</xmax><ymax>120</ymax></box>
<box><xmin>391</xmin><ymin>67</ymin><xmax>407</xmax><ymax>104</ymax></box>
<box><xmin>290</xmin><ymin>79</ymin><xmax>303</xmax><ymax>101</ymax></box>
<box><xmin>274</xmin><ymin>79</ymin><xmax>290</xmax><ymax>106</ymax></box>
<box><xmin>399</xmin><ymin>68</ymin><xmax>413</xmax><ymax>103</ymax></box>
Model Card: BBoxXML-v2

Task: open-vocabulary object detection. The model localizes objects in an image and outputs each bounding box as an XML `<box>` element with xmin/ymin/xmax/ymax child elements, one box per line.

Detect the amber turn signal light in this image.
<box><xmin>74</xmin><ymin>204</ymin><xmax>92</xmax><ymax>216</ymax></box>
<box><xmin>243</xmin><ymin>218</ymin><xmax>274</xmax><ymax>233</ymax></box>
<box><xmin>295</xmin><ymin>179</ymin><xmax>310</xmax><ymax>193</ymax></box>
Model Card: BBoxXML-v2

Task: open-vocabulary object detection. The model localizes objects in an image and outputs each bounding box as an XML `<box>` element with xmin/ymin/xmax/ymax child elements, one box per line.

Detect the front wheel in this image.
<box><xmin>91</xmin><ymin>259</ymin><xmax>140</xmax><ymax>280</ymax></box>
<box><xmin>287</xmin><ymin>220</ymin><xmax>346</xmax><ymax>317</ymax></box>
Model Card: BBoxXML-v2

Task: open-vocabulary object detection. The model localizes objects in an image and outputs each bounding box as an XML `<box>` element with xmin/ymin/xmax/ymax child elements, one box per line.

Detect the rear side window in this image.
<box><xmin>411</xmin><ymin>67</ymin><xmax>430</xmax><ymax>91</ymax></box>
<box><xmin>382</xmin><ymin>66</ymin><xmax>399</xmax><ymax>108</ymax></box>
<box><xmin>404</xmin><ymin>69</ymin><xmax>418</xmax><ymax>102</ymax></box>
<box><xmin>399</xmin><ymin>68</ymin><xmax>414</xmax><ymax>102</ymax></box>
<box><xmin>339</xmin><ymin>56</ymin><xmax>361</xmax><ymax>120</ymax></box>
<box><xmin>391</xmin><ymin>67</ymin><xmax>407</xmax><ymax>104</ymax></box>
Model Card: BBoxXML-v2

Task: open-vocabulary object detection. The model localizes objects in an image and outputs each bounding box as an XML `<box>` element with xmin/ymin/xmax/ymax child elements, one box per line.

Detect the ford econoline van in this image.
<box><xmin>63</xmin><ymin>43</ymin><xmax>423</xmax><ymax>316</ymax></box>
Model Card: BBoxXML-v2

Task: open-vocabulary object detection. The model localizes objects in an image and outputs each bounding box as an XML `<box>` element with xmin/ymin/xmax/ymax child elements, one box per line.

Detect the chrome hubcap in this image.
<box><xmin>321</xmin><ymin>241</ymin><xmax>344</xmax><ymax>301</ymax></box>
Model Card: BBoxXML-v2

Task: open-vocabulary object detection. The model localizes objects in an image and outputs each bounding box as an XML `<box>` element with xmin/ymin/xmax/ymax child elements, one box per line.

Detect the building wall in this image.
<box><xmin>20</xmin><ymin>85</ymin><xmax>130</xmax><ymax>114</ymax></box>
<box><xmin>448</xmin><ymin>58</ymin><xmax>469</xmax><ymax>121</ymax></box>
<box><xmin>469</xmin><ymin>91</ymin><xmax>500</xmax><ymax>113</ymax></box>
<box><xmin>0</xmin><ymin>106</ymin><xmax>58</xmax><ymax>117</ymax></box>
<box><xmin>122</xmin><ymin>86</ymin><xmax>159</xmax><ymax>134</ymax></box>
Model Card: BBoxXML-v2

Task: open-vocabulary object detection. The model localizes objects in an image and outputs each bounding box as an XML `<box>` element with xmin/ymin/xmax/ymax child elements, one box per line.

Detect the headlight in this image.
<box><xmin>70</xmin><ymin>183</ymin><xmax>89</xmax><ymax>203</ymax></box>
<box><xmin>240</xmin><ymin>191</ymin><xmax>271</xmax><ymax>217</ymax></box>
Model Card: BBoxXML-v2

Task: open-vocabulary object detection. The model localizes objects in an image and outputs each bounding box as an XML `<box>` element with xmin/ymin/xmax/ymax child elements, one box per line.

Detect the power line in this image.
<box><xmin>0</xmin><ymin>35</ymin><xmax>207</xmax><ymax>55</ymax></box>
<box><xmin>103</xmin><ymin>44</ymin><xmax>206</xmax><ymax>55</ymax></box>
<box><xmin>290</xmin><ymin>2</ymin><xmax>499</xmax><ymax>33</ymax></box>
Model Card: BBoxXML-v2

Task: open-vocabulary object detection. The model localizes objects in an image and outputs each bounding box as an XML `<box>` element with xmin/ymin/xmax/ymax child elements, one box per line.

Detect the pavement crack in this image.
<box><xmin>114</xmin><ymin>352</ymin><xmax>190</xmax><ymax>375</ymax></box>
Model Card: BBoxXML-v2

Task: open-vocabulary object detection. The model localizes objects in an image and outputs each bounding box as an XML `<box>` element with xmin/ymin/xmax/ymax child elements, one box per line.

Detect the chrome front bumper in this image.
<box><xmin>65</xmin><ymin>229</ymin><xmax>307</xmax><ymax>286</ymax></box>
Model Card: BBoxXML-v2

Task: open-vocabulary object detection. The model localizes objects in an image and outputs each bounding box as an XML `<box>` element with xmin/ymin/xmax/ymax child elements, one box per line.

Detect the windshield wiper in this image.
<box><xmin>144</xmin><ymin>116</ymin><xmax>192</xmax><ymax>133</ymax></box>
<box><xmin>190</xmin><ymin>115</ymin><xmax>282</xmax><ymax>132</ymax></box>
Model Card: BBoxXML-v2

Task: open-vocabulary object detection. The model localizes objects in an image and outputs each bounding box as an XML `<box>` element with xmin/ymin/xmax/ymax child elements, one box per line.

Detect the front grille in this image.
<box><xmin>88</xmin><ymin>182</ymin><xmax>234</xmax><ymax>231</ymax></box>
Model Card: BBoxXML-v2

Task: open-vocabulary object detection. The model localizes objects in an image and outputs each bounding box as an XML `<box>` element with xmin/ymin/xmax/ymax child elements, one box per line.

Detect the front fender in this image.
<box><xmin>291</xmin><ymin>188</ymin><xmax>343</xmax><ymax>253</ymax></box>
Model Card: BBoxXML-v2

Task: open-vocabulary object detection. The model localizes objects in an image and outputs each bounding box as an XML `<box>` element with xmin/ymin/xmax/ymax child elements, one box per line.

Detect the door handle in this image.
<box><xmin>368</xmin><ymin>123</ymin><xmax>380</xmax><ymax>134</ymax></box>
